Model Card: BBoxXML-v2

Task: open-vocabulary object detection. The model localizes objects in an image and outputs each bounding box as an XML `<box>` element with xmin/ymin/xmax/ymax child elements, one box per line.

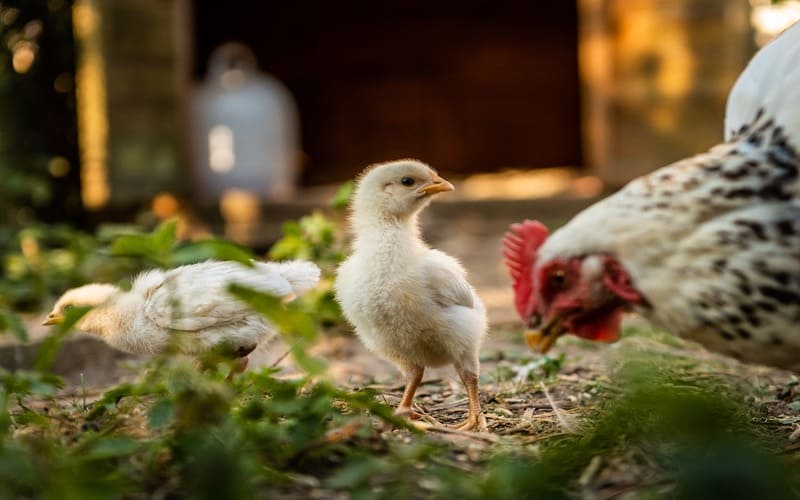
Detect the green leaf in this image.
<box><xmin>169</xmin><ymin>240</ymin><xmax>255</xmax><ymax>267</ymax></box>
<box><xmin>0</xmin><ymin>369</ymin><xmax>63</xmax><ymax>402</ymax></box>
<box><xmin>94</xmin><ymin>223</ymin><xmax>140</xmax><ymax>243</ymax></box>
<box><xmin>34</xmin><ymin>305</ymin><xmax>90</xmax><ymax>371</ymax></box>
<box><xmin>148</xmin><ymin>398</ymin><xmax>175</xmax><ymax>429</ymax></box>
<box><xmin>268</xmin><ymin>234</ymin><xmax>310</xmax><ymax>261</ymax></box>
<box><xmin>299</xmin><ymin>212</ymin><xmax>335</xmax><ymax>244</ymax></box>
<box><xmin>151</xmin><ymin>220</ymin><xmax>178</xmax><ymax>254</ymax></box>
<box><xmin>108</xmin><ymin>219</ymin><xmax>178</xmax><ymax>267</ymax></box>
<box><xmin>329</xmin><ymin>180</ymin><xmax>355</xmax><ymax>210</ymax></box>
<box><xmin>0</xmin><ymin>310</ymin><xmax>28</xmax><ymax>341</ymax></box>
<box><xmin>788</xmin><ymin>400</ymin><xmax>800</xmax><ymax>411</ymax></box>
<box><xmin>83</xmin><ymin>436</ymin><xmax>140</xmax><ymax>460</ymax></box>
<box><xmin>227</xmin><ymin>284</ymin><xmax>325</xmax><ymax>375</ymax></box>
<box><xmin>280</xmin><ymin>220</ymin><xmax>302</xmax><ymax>237</ymax></box>
<box><xmin>326</xmin><ymin>457</ymin><xmax>385</xmax><ymax>489</ymax></box>
<box><xmin>109</xmin><ymin>234</ymin><xmax>152</xmax><ymax>256</ymax></box>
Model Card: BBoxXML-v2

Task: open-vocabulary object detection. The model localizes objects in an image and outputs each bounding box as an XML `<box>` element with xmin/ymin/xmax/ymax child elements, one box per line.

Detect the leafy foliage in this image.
<box><xmin>0</xmin><ymin>309</ymin><xmax>27</xmax><ymax>341</ymax></box>
<box><xmin>1</xmin><ymin>182</ymin><xmax>798</xmax><ymax>497</ymax></box>
<box><xmin>268</xmin><ymin>182</ymin><xmax>354</xmax><ymax>328</ymax></box>
<box><xmin>0</xmin><ymin>224</ymin><xmax>141</xmax><ymax>311</ymax></box>
<box><xmin>107</xmin><ymin>219</ymin><xmax>256</xmax><ymax>269</ymax></box>
<box><xmin>0</xmin><ymin>218</ymin><xmax>259</xmax><ymax>314</ymax></box>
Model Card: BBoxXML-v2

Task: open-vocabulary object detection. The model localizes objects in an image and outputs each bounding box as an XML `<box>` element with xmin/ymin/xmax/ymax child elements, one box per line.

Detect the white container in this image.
<box><xmin>191</xmin><ymin>42</ymin><xmax>299</xmax><ymax>203</ymax></box>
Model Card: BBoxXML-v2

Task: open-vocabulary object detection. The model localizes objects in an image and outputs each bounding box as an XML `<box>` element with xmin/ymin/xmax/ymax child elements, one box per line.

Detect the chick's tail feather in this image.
<box><xmin>270</xmin><ymin>260</ymin><xmax>321</xmax><ymax>296</ymax></box>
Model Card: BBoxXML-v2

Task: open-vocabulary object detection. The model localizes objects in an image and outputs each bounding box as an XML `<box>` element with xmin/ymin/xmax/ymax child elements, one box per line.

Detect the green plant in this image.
<box><xmin>268</xmin><ymin>181</ymin><xmax>354</xmax><ymax>328</ymax></box>
<box><xmin>2</xmin><ymin>184</ymin><xmax>799</xmax><ymax>498</ymax></box>
<box><xmin>0</xmin><ymin>218</ymin><xmax>408</xmax><ymax>498</ymax></box>
<box><xmin>0</xmin><ymin>224</ymin><xmax>143</xmax><ymax>311</ymax></box>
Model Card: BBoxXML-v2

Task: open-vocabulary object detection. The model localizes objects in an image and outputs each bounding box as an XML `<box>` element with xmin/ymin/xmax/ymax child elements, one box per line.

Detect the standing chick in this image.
<box><xmin>335</xmin><ymin>159</ymin><xmax>487</xmax><ymax>430</ymax></box>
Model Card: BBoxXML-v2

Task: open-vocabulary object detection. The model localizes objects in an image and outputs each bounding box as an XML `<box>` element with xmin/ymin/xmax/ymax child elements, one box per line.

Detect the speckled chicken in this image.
<box><xmin>504</xmin><ymin>22</ymin><xmax>800</xmax><ymax>370</ymax></box>
<box><xmin>44</xmin><ymin>260</ymin><xmax>320</xmax><ymax>369</ymax></box>
<box><xmin>335</xmin><ymin>160</ymin><xmax>488</xmax><ymax>430</ymax></box>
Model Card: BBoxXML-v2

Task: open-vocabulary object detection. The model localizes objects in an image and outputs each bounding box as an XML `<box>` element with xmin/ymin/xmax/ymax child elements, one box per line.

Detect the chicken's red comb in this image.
<box><xmin>502</xmin><ymin>220</ymin><xmax>549</xmax><ymax>319</ymax></box>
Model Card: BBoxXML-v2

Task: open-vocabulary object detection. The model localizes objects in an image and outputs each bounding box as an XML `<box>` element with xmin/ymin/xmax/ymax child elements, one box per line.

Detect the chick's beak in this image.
<box><xmin>524</xmin><ymin>316</ymin><xmax>567</xmax><ymax>354</ymax></box>
<box><xmin>42</xmin><ymin>313</ymin><xmax>64</xmax><ymax>326</ymax></box>
<box><xmin>418</xmin><ymin>173</ymin><xmax>454</xmax><ymax>196</ymax></box>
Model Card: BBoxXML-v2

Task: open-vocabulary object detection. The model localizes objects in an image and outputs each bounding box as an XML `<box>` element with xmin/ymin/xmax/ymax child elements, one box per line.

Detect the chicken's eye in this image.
<box><xmin>401</xmin><ymin>177</ymin><xmax>415</xmax><ymax>187</ymax></box>
<box><xmin>64</xmin><ymin>304</ymin><xmax>74</xmax><ymax>312</ymax></box>
<box><xmin>548</xmin><ymin>269</ymin><xmax>567</xmax><ymax>289</ymax></box>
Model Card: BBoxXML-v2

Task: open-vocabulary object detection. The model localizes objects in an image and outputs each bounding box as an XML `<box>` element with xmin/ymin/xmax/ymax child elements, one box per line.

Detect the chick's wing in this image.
<box><xmin>141</xmin><ymin>262</ymin><xmax>292</xmax><ymax>332</ymax></box>
<box><xmin>423</xmin><ymin>250</ymin><xmax>475</xmax><ymax>309</ymax></box>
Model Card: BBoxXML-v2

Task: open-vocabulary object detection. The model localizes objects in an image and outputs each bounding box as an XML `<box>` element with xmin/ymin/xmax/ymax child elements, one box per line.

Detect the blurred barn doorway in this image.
<box><xmin>192</xmin><ymin>1</ymin><xmax>582</xmax><ymax>185</ymax></box>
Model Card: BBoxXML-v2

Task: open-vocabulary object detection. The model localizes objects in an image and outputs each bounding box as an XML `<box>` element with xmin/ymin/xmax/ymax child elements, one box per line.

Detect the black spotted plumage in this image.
<box><xmin>518</xmin><ymin>22</ymin><xmax>800</xmax><ymax>370</ymax></box>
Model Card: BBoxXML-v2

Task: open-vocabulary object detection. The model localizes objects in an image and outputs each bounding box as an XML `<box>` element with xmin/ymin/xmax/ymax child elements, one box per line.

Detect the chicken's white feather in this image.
<box><xmin>47</xmin><ymin>259</ymin><xmax>321</xmax><ymax>357</ymax></box>
<box><xmin>336</xmin><ymin>159</ymin><xmax>487</xmax><ymax>429</ymax></box>
<box><xmin>725</xmin><ymin>21</ymin><xmax>800</xmax><ymax>149</ymax></box>
<box><xmin>531</xmin><ymin>22</ymin><xmax>800</xmax><ymax>369</ymax></box>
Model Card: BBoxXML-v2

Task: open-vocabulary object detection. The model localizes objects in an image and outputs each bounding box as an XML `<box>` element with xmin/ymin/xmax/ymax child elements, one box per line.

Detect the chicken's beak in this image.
<box><xmin>418</xmin><ymin>173</ymin><xmax>455</xmax><ymax>196</ymax></box>
<box><xmin>42</xmin><ymin>313</ymin><xmax>64</xmax><ymax>326</ymax></box>
<box><xmin>524</xmin><ymin>317</ymin><xmax>567</xmax><ymax>354</ymax></box>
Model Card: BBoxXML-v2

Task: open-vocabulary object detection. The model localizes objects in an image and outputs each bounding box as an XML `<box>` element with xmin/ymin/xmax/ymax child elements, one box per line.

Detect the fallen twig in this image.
<box><xmin>541</xmin><ymin>382</ymin><xmax>577</xmax><ymax>433</ymax></box>
<box><xmin>410</xmin><ymin>422</ymin><xmax>502</xmax><ymax>443</ymax></box>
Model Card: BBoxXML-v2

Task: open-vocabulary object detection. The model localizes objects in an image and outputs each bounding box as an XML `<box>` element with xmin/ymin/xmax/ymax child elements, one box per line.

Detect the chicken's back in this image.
<box><xmin>121</xmin><ymin>260</ymin><xmax>319</xmax><ymax>355</ymax></box>
<box><xmin>642</xmin><ymin>203</ymin><xmax>800</xmax><ymax>369</ymax></box>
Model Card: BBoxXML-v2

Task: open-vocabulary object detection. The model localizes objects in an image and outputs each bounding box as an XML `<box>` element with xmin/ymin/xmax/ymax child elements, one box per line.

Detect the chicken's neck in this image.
<box><xmin>77</xmin><ymin>292</ymin><xmax>134</xmax><ymax>343</ymax></box>
<box><xmin>351</xmin><ymin>212</ymin><xmax>427</xmax><ymax>260</ymax></box>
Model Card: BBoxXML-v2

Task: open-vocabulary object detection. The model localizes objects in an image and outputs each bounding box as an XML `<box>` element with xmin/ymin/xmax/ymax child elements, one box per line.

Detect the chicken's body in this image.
<box><xmin>338</xmin><ymin>234</ymin><xmax>486</xmax><ymax>372</ymax></box>
<box><xmin>505</xmin><ymin>22</ymin><xmax>800</xmax><ymax>370</ymax></box>
<box><xmin>336</xmin><ymin>160</ymin><xmax>487</xmax><ymax>430</ymax></box>
<box><xmin>46</xmin><ymin>260</ymin><xmax>320</xmax><ymax>362</ymax></box>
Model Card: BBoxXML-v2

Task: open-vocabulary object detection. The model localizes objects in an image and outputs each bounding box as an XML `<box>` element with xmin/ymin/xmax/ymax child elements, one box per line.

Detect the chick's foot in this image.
<box><xmin>452</xmin><ymin>366</ymin><xmax>487</xmax><ymax>432</ymax></box>
<box><xmin>452</xmin><ymin>411</ymin><xmax>487</xmax><ymax>432</ymax></box>
<box><xmin>394</xmin><ymin>364</ymin><xmax>424</xmax><ymax>416</ymax></box>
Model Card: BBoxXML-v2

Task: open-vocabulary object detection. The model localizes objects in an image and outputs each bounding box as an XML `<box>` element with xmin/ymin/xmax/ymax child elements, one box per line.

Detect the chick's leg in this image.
<box><xmin>454</xmin><ymin>363</ymin><xmax>487</xmax><ymax>431</ymax></box>
<box><xmin>395</xmin><ymin>364</ymin><xmax>424</xmax><ymax>419</ymax></box>
<box><xmin>225</xmin><ymin>356</ymin><xmax>249</xmax><ymax>381</ymax></box>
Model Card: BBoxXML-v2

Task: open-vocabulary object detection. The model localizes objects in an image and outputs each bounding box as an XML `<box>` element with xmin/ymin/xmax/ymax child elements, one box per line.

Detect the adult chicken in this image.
<box><xmin>44</xmin><ymin>259</ymin><xmax>320</xmax><ymax>370</ymax></box>
<box><xmin>335</xmin><ymin>160</ymin><xmax>488</xmax><ymax>430</ymax></box>
<box><xmin>503</xmin><ymin>22</ymin><xmax>800</xmax><ymax>370</ymax></box>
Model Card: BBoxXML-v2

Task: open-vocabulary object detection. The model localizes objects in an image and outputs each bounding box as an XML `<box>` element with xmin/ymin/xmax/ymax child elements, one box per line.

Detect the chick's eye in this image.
<box><xmin>64</xmin><ymin>304</ymin><xmax>74</xmax><ymax>312</ymax></box>
<box><xmin>400</xmin><ymin>177</ymin><xmax>415</xmax><ymax>187</ymax></box>
<box><xmin>548</xmin><ymin>269</ymin><xmax>567</xmax><ymax>289</ymax></box>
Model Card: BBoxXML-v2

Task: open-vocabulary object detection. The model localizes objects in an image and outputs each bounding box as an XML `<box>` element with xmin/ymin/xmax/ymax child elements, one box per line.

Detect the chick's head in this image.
<box><xmin>44</xmin><ymin>284</ymin><xmax>120</xmax><ymax>325</ymax></box>
<box><xmin>352</xmin><ymin>159</ymin><xmax>454</xmax><ymax>220</ymax></box>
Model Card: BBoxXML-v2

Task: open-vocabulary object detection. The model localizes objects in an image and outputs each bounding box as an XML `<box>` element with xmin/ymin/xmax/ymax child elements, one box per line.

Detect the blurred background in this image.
<box><xmin>1</xmin><ymin>0</ymin><xmax>798</xmax><ymax>248</ymax></box>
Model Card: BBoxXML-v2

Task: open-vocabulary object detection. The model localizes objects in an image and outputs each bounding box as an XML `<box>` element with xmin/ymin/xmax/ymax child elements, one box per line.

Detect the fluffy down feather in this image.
<box><xmin>336</xmin><ymin>159</ymin><xmax>488</xmax><ymax>430</ymax></box>
<box><xmin>45</xmin><ymin>260</ymin><xmax>320</xmax><ymax>358</ymax></box>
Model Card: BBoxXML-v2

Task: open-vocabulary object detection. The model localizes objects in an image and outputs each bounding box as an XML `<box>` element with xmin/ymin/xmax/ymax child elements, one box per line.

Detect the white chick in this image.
<box><xmin>335</xmin><ymin>159</ymin><xmax>488</xmax><ymax>430</ymax></box>
<box><xmin>44</xmin><ymin>260</ymin><xmax>320</xmax><ymax>371</ymax></box>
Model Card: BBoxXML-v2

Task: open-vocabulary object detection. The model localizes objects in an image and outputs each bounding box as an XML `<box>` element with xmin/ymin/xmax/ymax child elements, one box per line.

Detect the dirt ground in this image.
<box><xmin>25</xmin><ymin>322</ymin><xmax>799</xmax><ymax>498</ymax></box>
<box><xmin>6</xmin><ymin>198</ymin><xmax>800</xmax><ymax>497</ymax></box>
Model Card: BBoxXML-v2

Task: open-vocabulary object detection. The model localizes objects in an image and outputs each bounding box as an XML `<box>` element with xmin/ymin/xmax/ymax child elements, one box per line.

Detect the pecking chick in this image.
<box><xmin>335</xmin><ymin>159</ymin><xmax>488</xmax><ymax>430</ymax></box>
<box><xmin>44</xmin><ymin>259</ymin><xmax>320</xmax><ymax>372</ymax></box>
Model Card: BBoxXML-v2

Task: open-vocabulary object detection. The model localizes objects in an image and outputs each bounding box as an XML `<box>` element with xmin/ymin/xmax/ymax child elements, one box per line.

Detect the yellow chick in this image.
<box><xmin>44</xmin><ymin>260</ymin><xmax>320</xmax><ymax>372</ymax></box>
<box><xmin>335</xmin><ymin>160</ymin><xmax>487</xmax><ymax>430</ymax></box>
